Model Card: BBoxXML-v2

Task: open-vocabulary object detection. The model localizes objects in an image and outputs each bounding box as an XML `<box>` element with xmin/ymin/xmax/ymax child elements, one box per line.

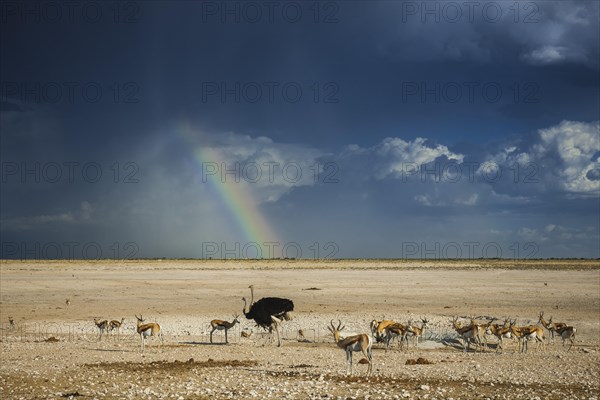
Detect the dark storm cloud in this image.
<box><xmin>1</xmin><ymin>1</ymin><xmax>598</xmax><ymax>259</ymax></box>
<box><xmin>368</xmin><ymin>1</ymin><xmax>599</xmax><ymax>66</ymax></box>
<box><xmin>0</xmin><ymin>98</ymin><xmax>32</xmax><ymax>112</ymax></box>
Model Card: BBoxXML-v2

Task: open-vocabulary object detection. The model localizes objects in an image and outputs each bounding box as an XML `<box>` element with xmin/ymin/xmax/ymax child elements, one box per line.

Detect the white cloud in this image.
<box><xmin>490</xmin><ymin>229</ymin><xmax>511</xmax><ymax>235</ymax></box>
<box><xmin>414</xmin><ymin>194</ymin><xmax>445</xmax><ymax>207</ymax></box>
<box><xmin>186</xmin><ymin>132</ymin><xmax>466</xmax><ymax>205</ymax></box>
<box><xmin>455</xmin><ymin>193</ymin><xmax>479</xmax><ymax>206</ymax></box>
<box><xmin>515</xmin><ymin>224</ymin><xmax>598</xmax><ymax>246</ymax></box>
<box><xmin>183</xmin><ymin>130</ymin><xmax>327</xmax><ymax>203</ymax></box>
<box><xmin>535</xmin><ymin>120</ymin><xmax>600</xmax><ymax>194</ymax></box>
<box><xmin>198</xmin><ymin>120</ymin><xmax>598</xmax><ymax>209</ymax></box>
<box><xmin>482</xmin><ymin>120</ymin><xmax>600</xmax><ymax>196</ymax></box>
<box><xmin>379</xmin><ymin>137</ymin><xmax>463</xmax><ymax>168</ymax></box>
<box><xmin>545</xmin><ymin>224</ymin><xmax>557</xmax><ymax>233</ymax></box>
<box><xmin>521</xmin><ymin>45</ymin><xmax>588</xmax><ymax>65</ymax></box>
<box><xmin>517</xmin><ymin>227</ymin><xmax>545</xmax><ymax>241</ymax></box>
<box><xmin>342</xmin><ymin>137</ymin><xmax>463</xmax><ymax>180</ymax></box>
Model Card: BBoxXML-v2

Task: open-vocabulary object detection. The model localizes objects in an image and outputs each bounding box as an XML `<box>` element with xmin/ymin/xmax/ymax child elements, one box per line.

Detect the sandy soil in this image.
<box><xmin>1</xmin><ymin>259</ymin><xmax>599</xmax><ymax>399</ymax></box>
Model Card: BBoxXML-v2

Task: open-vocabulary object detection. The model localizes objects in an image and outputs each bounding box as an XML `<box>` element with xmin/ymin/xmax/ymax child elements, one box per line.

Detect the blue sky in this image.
<box><xmin>1</xmin><ymin>1</ymin><xmax>599</xmax><ymax>259</ymax></box>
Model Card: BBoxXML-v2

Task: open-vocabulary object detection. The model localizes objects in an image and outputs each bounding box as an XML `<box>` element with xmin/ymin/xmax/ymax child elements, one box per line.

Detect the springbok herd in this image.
<box><xmin>86</xmin><ymin>309</ymin><xmax>577</xmax><ymax>377</ymax></box>
<box><xmin>371</xmin><ymin>311</ymin><xmax>576</xmax><ymax>354</ymax></box>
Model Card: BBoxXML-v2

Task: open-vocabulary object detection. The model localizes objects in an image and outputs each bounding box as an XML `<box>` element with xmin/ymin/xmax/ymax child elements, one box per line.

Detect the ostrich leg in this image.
<box><xmin>272</xmin><ymin>316</ymin><xmax>282</xmax><ymax>347</ymax></box>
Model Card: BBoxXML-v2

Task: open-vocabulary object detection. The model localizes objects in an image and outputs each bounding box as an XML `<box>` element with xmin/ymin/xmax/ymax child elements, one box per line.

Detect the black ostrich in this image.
<box><xmin>242</xmin><ymin>284</ymin><xmax>294</xmax><ymax>346</ymax></box>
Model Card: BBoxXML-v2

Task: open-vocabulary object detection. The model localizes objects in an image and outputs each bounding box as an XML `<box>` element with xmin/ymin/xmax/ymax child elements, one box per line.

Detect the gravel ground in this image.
<box><xmin>0</xmin><ymin>260</ymin><xmax>598</xmax><ymax>399</ymax></box>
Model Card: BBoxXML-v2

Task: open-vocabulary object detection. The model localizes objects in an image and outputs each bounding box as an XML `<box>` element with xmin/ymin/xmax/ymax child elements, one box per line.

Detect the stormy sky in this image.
<box><xmin>1</xmin><ymin>1</ymin><xmax>599</xmax><ymax>259</ymax></box>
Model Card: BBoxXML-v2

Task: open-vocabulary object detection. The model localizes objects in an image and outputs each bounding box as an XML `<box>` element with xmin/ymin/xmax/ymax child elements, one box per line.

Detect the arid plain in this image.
<box><xmin>1</xmin><ymin>259</ymin><xmax>599</xmax><ymax>399</ymax></box>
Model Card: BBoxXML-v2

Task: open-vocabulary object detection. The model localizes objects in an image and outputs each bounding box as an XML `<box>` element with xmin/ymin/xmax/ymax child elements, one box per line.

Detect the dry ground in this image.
<box><xmin>1</xmin><ymin>259</ymin><xmax>599</xmax><ymax>399</ymax></box>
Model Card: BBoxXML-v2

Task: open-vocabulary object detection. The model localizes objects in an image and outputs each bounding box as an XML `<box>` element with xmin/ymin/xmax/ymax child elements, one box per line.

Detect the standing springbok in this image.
<box><xmin>93</xmin><ymin>318</ymin><xmax>108</xmax><ymax>340</ymax></box>
<box><xmin>328</xmin><ymin>320</ymin><xmax>373</xmax><ymax>376</ymax></box>
<box><xmin>383</xmin><ymin>323</ymin><xmax>409</xmax><ymax>350</ymax></box>
<box><xmin>210</xmin><ymin>314</ymin><xmax>240</xmax><ymax>344</ymax></box>
<box><xmin>135</xmin><ymin>315</ymin><xmax>162</xmax><ymax>353</ymax></box>
<box><xmin>510</xmin><ymin>319</ymin><xmax>545</xmax><ymax>353</ymax></box>
<box><xmin>471</xmin><ymin>318</ymin><xmax>495</xmax><ymax>351</ymax></box>
<box><xmin>538</xmin><ymin>311</ymin><xmax>567</xmax><ymax>343</ymax></box>
<box><xmin>109</xmin><ymin>318</ymin><xmax>125</xmax><ymax>337</ymax></box>
<box><xmin>485</xmin><ymin>318</ymin><xmax>513</xmax><ymax>353</ymax></box>
<box><xmin>405</xmin><ymin>318</ymin><xmax>429</xmax><ymax>350</ymax></box>
<box><xmin>550</xmin><ymin>318</ymin><xmax>576</xmax><ymax>351</ymax></box>
<box><xmin>451</xmin><ymin>317</ymin><xmax>479</xmax><ymax>352</ymax></box>
<box><xmin>370</xmin><ymin>319</ymin><xmax>396</xmax><ymax>344</ymax></box>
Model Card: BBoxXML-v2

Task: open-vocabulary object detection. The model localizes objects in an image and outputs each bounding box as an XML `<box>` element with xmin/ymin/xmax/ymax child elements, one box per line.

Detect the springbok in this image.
<box><xmin>328</xmin><ymin>320</ymin><xmax>373</xmax><ymax>376</ymax></box>
<box><xmin>538</xmin><ymin>311</ymin><xmax>567</xmax><ymax>343</ymax></box>
<box><xmin>383</xmin><ymin>322</ymin><xmax>409</xmax><ymax>350</ymax></box>
<box><xmin>210</xmin><ymin>314</ymin><xmax>240</xmax><ymax>344</ymax></box>
<box><xmin>451</xmin><ymin>317</ymin><xmax>479</xmax><ymax>352</ymax></box>
<box><xmin>135</xmin><ymin>315</ymin><xmax>162</xmax><ymax>353</ymax></box>
<box><xmin>550</xmin><ymin>318</ymin><xmax>576</xmax><ymax>351</ymax></box>
<box><xmin>109</xmin><ymin>318</ymin><xmax>125</xmax><ymax>337</ymax></box>
<box><xmin>485</xmin><ymin>318</ymin><xmax>513</xmax><ymax>353</ymax></box>
<box><xmin>93</xmin><ymin>318</ymin><xmax>108</xmax><ymax>340</ymax></box>
<box><xmin>510</xmin><ymin>319</ymin><xmax>545</xmax><ymax>353</ymax></box>
<box><xmin>471</xmin><ymin>318</ymin><xmax>495</xmax><ymax>351</ymax></box>
<box><xmin>405</xmin><ymin>318</ymin><xmax>429</xmax><ymax>350</ymax></box>
<box><xmin>370</xmin><ymin>319</ymin><xmax>396</xmax><ymax>344</ymax></box>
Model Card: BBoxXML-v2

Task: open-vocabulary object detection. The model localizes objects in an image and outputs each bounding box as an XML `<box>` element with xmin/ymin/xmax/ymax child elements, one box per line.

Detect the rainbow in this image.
<box><xmin>180</xmin><ymin>123</ymin><xmax>278</xmax><ymax>246</ymax></box>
